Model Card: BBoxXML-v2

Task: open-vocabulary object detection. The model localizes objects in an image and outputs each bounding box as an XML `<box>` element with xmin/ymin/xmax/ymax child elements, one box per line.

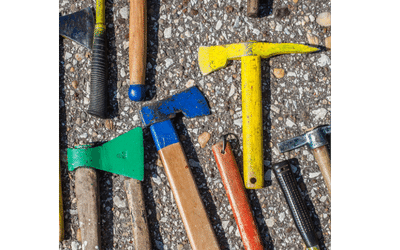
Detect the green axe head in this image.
<box><xmin>67</xmin><ymin>127</ymin><xmax>144</xmax><ymax>181</ymax></box>
<box><xmin>59</xmin><ymin>7</ymin><xmax>94</xmax><ymax>50</ymax></box>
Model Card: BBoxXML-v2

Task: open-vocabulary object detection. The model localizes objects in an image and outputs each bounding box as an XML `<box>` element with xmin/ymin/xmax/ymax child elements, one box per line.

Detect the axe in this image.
<box><xmin>67</xmin><ymin>127</ymin><xmax>151</xmax><ymax>250</ymax></box>
<box><xmin>59</xmin><ymin>4</ymin><xmax>109</xmax><ymax>119</ymax></box>
<box><xmin>140</xmin><ymin>86</ymin><xmax>220</xmax><ymax>250</ymax></box>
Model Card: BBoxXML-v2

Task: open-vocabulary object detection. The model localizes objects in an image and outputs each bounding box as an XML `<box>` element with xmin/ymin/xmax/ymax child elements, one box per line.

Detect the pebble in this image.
<box><xmin>120</xmin><ymin>7</ymin><xmax>128</xmax><ymax>19</ymax></box>
<box><xmin>72</xmin><ymin>80</ymin><xmax>78</xmax><ymax>89</ymax></box>
<box><xmin>234</xmin><ymin>118</ymin><xmax>242</xmax><ymax>127</ymax></box>
<box><xmin>105</xmin><ymin>119</ymin><xmax>113</xmax><ymax>130</ymax></box>
<box><xmin>226</xmin><ymin>6</ymin><xmax>234</xmax><ymax>13</ymax></box>
<box><xmin>306</xmin><ymin>34</ymin><xmax>319</xmax><ymax>45</ymax></box>
<box><xmin>70</xmin><ymin>67</ymin><xmax>75</xmax><ymax>73</ymax></box>
<box><xmin>164</xmin><ymin>27</ymin><xmax>172</xmax><ymax>38</ymax></box>
<box><xmin>270</xmin><ymin>105</ymin><xmax>280</xmax><ymax>114</ymax></box>
<box><xmin>316</xmin><ymin>12</ymin><xmax>331</xmax><ymax>27</ymax></box>
<box><xmin>190</xmin><ymin>9</ymin><xmax>198</xmax><ymax>16</ymax></box>
<box><xmin>65</xmin><ymin>52</ymin><xmax>72</xmax><ymax>60</ymax></box>
<box><xmin>312</xmin><ymin>108</ymin><xmax>328</xmax><ymax>120</ymax></box>
<box><xmin>222</xmin><ymin>220</ymin><xmax>229</xmax><ymax>230</ymax></box>
<box><xmin>309</xmin><ymin>172</ymin><xmax>321</xmax><ymax>178</ymax></box>
<box><xmin>216</xmin><ymin>20</ymin><xmax>223</xmax><ymax>30</ymax></box>
<box><xmin>228</xmin><ymin>84</ymin><xmax>236</xmax><ymax>97</ymax></box>
<box><xmin>273</xmin><ymin>68</ymin><xmax>285</xmax><ymax>78</ymax></box>
<box><xmin>76</xmin><ymin>228</ymin><xmax>82</xmax><ymax>242</ymax></box>
<box><xmin>156</xmin><ymin>156</ymin><xmax>164</xmax><ymax>167</ymax></box>
<box><xmin>266</xmin><ymin>217</ymin><xmax>275</xmax><ymax>227</ymax></box>
<box><xmin>320</xmin><ymin>196</ymin><xmax>327</xmax><ymax>202</ymax></box>
<box><xmin>186</xmin><ymin>79</ymin><xmax>195</xmax><ymax>88</ymax></box>
<box><xmin>71</xmin><ymin>241</ymin><xmax>79</xmax><ymax>250</ymax></box>
<box><xmin>165</xmin><ymin>58</ymin><xmax>174</xmax><ymax>68</ymax></box>
<box><xmin>198</xmin><ymin>132</ymin><xmax>211</xmax><ymax>148</ymax></box>
<box><xmin>75</xmin><ymin>54</ymin><xmax>83</xmax><ymax>61</ymax></box>
<box><xmin>80</xmin><ymin>133</ymin><xmax>88</xmax><ymax>138</ymax></box>
<box><xmin>279</xmin><ymin>212</ymin><xmax>286</xmax><ymax>222</ymax></box>
<box><xmin>325</xmin><ymin>36</ymin><xmax>331</xmax><ymax>49</ymax></box>
<box><xmin>286</xmin><ymin>119</ymin><xmax>296</xmax><ymax>127</ymax></box>
<box><xmin>317</xmin><ymin>54</ymin><xmax>331</xmax><ymax>67</ymax></box>
<box><xmin>177</xmin><ymin>244</ymin><xmax>184</xmax><ymax>250</ymax></box>
<box><xmin>121</xmin><ymin>68</ymin><xmax>126</xmax><ymax>77</ymax></box>
<box><xmin>152</xmin><ymin>175</ymin><xmax>162</xmax><ymax>185</ymax></box>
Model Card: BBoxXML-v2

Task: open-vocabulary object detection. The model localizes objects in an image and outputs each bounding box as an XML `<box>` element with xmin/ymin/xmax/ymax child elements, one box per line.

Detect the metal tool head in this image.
<box><xmin>278</xmin><ymin>125</ymin><xmax>331</xmax><ymax>152</ymax></box>
<box><xmin>198</xmin><ymin>41</ymin><xmax>319</xmax><ymax>75</ymax></box>
<box><xmin>140</xmin><ymin>86</ymin><xmax>210</xmax><ymax>127</ymax></box>
<box><xmin>59</xmin><ymin>7</ymin><xmax>94</xmax><ymax>50</ymax></box>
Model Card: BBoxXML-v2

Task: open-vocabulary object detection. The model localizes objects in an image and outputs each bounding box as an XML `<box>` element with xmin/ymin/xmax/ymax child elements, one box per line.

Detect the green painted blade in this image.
<box><xmin>67</xmin><ymin>127</ymin><xmax>144</xmax><ymax>181</ymax></box>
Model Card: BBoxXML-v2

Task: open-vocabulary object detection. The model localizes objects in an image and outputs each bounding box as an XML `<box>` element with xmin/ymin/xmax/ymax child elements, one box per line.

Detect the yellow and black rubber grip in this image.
<box><xmin>88</xmin><ymin>30</ymin><xmax>108</xmax><ymax>118</ymax></box>
<box><xmin>272</xmin><ymin>161</ymin><xmax>320</xmax><ymax>250</ymax></box>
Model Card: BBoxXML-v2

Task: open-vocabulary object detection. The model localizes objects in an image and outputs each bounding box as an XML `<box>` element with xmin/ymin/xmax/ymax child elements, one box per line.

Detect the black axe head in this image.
<box><xmin>59</xmin><ymin>7</ymin><xmax>94</xmax><ymax>50</ymax></box>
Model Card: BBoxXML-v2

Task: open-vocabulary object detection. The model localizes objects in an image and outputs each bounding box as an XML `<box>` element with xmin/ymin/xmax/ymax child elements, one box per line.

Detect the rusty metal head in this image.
<box><xmin>198</xmin><ymin>41</ymin><xmax>319</xmax><ymax>75</ymax></box>
<box><xmin>59</xmin><ymin>7</ymin><xmax>94</xmax><ymax>50</ymax></box>
<box><xmin>140</xmin><ymin>86</ymin><xmax>210</xmax><ymax>127</ymax></box>
<box><xmin>278</xmin><ymin>125</ymin><xmax>331</xmax><ymax>152</ymax></box>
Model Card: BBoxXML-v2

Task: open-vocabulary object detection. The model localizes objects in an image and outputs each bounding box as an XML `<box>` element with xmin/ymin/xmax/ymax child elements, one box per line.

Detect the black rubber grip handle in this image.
<box><xmin>88</xmin><ymin>31</ymin><xmax>108</xmax><ymax>119</ymax></box>
<box><xmin>272</xmin><ymin>161</ymin><xmax>320</xmax><ymax>249</ymax></box>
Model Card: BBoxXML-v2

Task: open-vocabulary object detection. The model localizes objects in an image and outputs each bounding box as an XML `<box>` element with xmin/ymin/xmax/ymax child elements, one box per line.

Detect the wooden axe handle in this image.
<box><xmin>129</xmin><ymin>0</ymin><xmax>147</xmax><ymax>101</ymax></box>
<box><xmin>212</xmin><ymin>141</ymin><xmax>263</xmax><ymax>250</ymax></box>
<box><xmin>75</xmin><ymin>168</ymin><xmax>101</xmax><ymax>250</ymax></box>
<box><xmin>312</xmin><ymin>145</ymin><xmax>331</xmax><ymax>196</ymax></box>
<box><xmin>124</xmin><ymin>179</ymin><xmax>151</xmax><ymax>249</ymax></box>
<box><xmin>247</xmin><ymin>0</ymin><xmax>259</xmax><ymax>17</ymax></box>
<box><xmin>158</xmin><ymin>142</ymin><xmax>220</xmax><ymax>250</ymax></box>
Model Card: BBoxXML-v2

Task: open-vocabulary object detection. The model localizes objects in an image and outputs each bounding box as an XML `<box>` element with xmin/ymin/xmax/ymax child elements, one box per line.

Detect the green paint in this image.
<box><xmin>67</xmin><ymin>127</ymin><xmax>144</xmax><ymax>181</ymax></box>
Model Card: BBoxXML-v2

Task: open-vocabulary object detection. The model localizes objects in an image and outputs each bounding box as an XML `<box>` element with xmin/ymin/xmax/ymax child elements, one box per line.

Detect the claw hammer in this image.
<box><xmin>198</xmin><ymin>41</ymin><xmax>319</xmax><ymax>189</ymax></box>
<box><xmin>278</xmin><ymin>125</ymin><xmax>331</xmax><ymax>195</ymax></box>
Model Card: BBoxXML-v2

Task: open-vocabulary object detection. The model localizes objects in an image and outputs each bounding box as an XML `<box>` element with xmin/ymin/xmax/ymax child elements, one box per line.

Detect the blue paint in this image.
<box><xmin>129</xmin><ymin>84</ymin><xmax>146</xmax><ymax>101</ymax></box>
<box><xmin>150</xmin><ymin>120</ymin><xmax>179</xmax><ymax>150</ymax></box>
<box><xmin>140</xmin><ymin>86</ymin><xmax>210</xmax><ymax>127</ymax></box>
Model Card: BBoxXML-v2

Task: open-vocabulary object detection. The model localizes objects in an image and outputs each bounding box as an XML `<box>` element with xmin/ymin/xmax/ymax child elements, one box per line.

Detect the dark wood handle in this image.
<box><xmin>247</xmin><ymin>0</ymin><xmax>259</xmax><ymax>17</ymax></box>
<box><xmin>124</xmin><ymin>179</ymin><xmax>151</xmax><ymax>250</ymax></box>
<box><xmin>212</xmin><ymin>141</ymin><xmax>263</xmax><ymax>250</ymax></box>
<box><xmin>75</xmin><ymin>168</ymin><xmax>101</xmax><ymax>250</ymax></box>
<box><xmin>158</xmin><ymin>142</ymin><xmax>220</xmax><ymax>250</ymax></box>
<box><xmin>312</xmin><ymin>145</ymin><xmax>331</xmax><ymax>196</ymax></box>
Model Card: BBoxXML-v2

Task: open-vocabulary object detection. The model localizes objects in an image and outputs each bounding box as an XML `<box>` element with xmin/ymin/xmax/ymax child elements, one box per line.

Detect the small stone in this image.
<box><xmin>286</xmin><ymin>119</ymin><xmax>296</xmax><ymax>127</ymax></box>
<box><xmin>278</xmin><ymin>212</ymin><xmax>285</xmax><ymax>222</ymax></box>
<box><xmin>325</xmin><ymin>36</ymin><xmax>331</xmax><ymax>49</ymax></box>
<box><xmin>306</xmin><ymin>33</ymin><xmax>319</xmax><ymax>45</ymax></box>
<box><xmin>70</xmin><ymin>67</ymin><xmax>75</xmax><ymax>73</ymax></box>
<box><xmin>186</xmin><ymin>79</ymin><xmax>195</xmax><ymax>88</ymax></box>
<box><xmin>190</xmin><ymin>9</ymin><xmax>198</xmax><ymax>15</ymax></box>
<box><xmin>156</xmin><ymin>156</ymin><xmax>164</xmax><ymax>167</ymax></box>
<box><xmin>222</xmin><ymin>220</ymin><xmax>229</xmax><ymax>230</ymax></box>
<box><xmin>152</xmin><ymin>175</ymin><xmax>162</xmax><ymax>185</ymax></box>
<box><xmin>76</xmin><ymin>228</ymin><xmax>82</xmax><ymax>242</ymax></box>
<box><xmin>84</xmin><ymin>97</ymin><xmax>89</xmax><ymax>105</ymax></box>
<box><xmin>216</xmin><ymin>20</ymin><xmax>223</xmax><ymax>30</ymax></box>
<box><xmin>317</xmin><ymin>54</ymin><xmax>331</xmax><ymax>67</ymax></box>
<box><xmin>234</xmin><ymin>118</ymin><xmax>242</xmax><ymax>127</ymax></box>
<box><xmin>165</xmin><ymin>58</ymin><xmax>174</xmax><ymax>68</ymax></box>
<box><xmin>293</xmin><ymin>0</ymin><xmax>298</xmax><ymax>3</ymax></box>
<box><xmin>105</xmin><ymin>119</ymin><xmax>113</xmax><ymax>130</ymax></box>
<box><xmin>266</xmin><ymin>218</ymin><xmax>275</xmax><ymax>227</ymax></box>
<box><xmin>92</xmin><ymin>132</ymin><xmax>98</xmax><ymax>137</ymax></box>
<box><xmin>85</xmin><ymin>51</ymin><xmax>90</xmax><ymax>58</ymax></box>
<box><xmin>226</xmin><ymin>5</ymin><xmax>234</xmax><ymax>13</ymax></box>
<box><xmin>71</xmin><ymin>241</ymin><xmax>79</xmax><ymax>250</ymax></box>
<box><xmin>273</xmin><ymin>68</ymin><xmax>285</xmax><ymax>78</ymax></box>
<box><xmin>229</xmin><ymin>109</ymin><xmax>234</xmax><ymax>116</ymax></box>
<box><xmin>75</xmin><ymin>54</ymin><xmax>83</xmax><ymax>61</ymax></box>
<box><xmin>80</xmin><ymin>133</ymin><xmax>88</xmax><ymax>138</ymax></box>
<box><xmin>72</xmin><ymin>80</ymin><xmax>78</xmax><ymax>89</ymax></box>
<box><xmin>316</xmin><ymin>12</ymin><xmax>331</xmax><ymax>27</ymax></box>
<box><xmin>65</xmin><ymin>52</ymin><xmax>72</xmax><ymax>60</ymax></box>
<box><xmin>228</xmin><ymin>84</ymin><xmax>236</xmax><ymax>97</ymax></box>
<box><xmin>275</xmin><ymin>7</ymin><xmax>290</xmax><ymax>19</ymax></box>
<box><xmin>177</xmin><ymin>244</ymin><xmax>184</xmax><ymax>250</ymax></box>
<box><xmin>121</xmin><ymin>68</ymin><xmax>126</xmax><ymax>77</ymax></box>
<box><xmin>164</xmin><ymin>27</ymin><xmax>172</xmax><ymax>38</ymax></box>
<box><xmin>320</xmin><ymin>196</ymin><xmax>327</xmax><ymax>202</ymax></box>
<box><xmin>312</xmin><ymin>108</ymin><xmax>328</xmax><ymax>120</ymax></box>
<box><xmin>270</xmin><ymin>105</ymin><xmax>280</xmax><ymax>114</ymax></box>
<box><xmin>120</xmin><ymin>7</ymin><xmax>129</xmax><ymax>19</ymax></box>
<box><xmin>198</xmin><ymin>132</ymin><xmax>211</xmax><ymax>148</ymax></box>
<box><xmin>114</xmin><ymin>196</ymin><xmax>126</xmax><ymax>208</ymax></box>
<box><xmin>309</xmin><ymin>172</ymin><xmax>321</xmax><ymax>178</ymax></box>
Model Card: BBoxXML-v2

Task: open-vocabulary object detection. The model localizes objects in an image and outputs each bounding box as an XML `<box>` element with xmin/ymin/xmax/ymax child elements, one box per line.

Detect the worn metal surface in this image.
<box><xmin>278</xmin><ymin>125</ymin><xmax>330</xmax><ymax>152</ymax></box>
<box><xmin>67</xmin><ymin>127</ymin><xmax>144</xmax><ymax>180</ymax></box>
<box><xmin>59</xmin><ymin>7</ymin><xmax>94</xmax><ymax>50</ymax></box>
<box><xmin>212</xmin><ymin>141</ymin><xmax>263</xmax><ymax>250</ymax></box>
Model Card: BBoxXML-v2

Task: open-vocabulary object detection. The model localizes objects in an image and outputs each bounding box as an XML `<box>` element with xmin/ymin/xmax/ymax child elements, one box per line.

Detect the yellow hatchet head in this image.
<box><xmin>198</xmin><ymin>41</ymin><xmax>320</xmax><ymax>75</ymax></box>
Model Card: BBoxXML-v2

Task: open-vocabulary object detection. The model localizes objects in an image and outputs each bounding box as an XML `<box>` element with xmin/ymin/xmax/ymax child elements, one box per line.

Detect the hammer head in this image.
<box><xmin>198</xmin><ymin>41</ymin><xmax>319</xmax><ymax>75</ymax></box>
<box><xmin>278</xmin><ymin>125</ymin><xmax>331</xmax><ymax>152</ymax></box>
<box><xmin>140</xmin><ymin>86</ymin><xmax>210</xmax><ymax>127</ymax></box>
<box><xmin>59</xmin><ymin>7</ymin><xmax>94</xmax><ymax>50</ymax></box>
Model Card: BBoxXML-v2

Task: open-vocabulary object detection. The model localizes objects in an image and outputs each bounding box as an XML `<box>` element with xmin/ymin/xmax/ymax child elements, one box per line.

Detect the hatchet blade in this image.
<box><xmin>59</xmin><ymin>7</ymin><xmax>94</xmax><ymax>50</ymax></box>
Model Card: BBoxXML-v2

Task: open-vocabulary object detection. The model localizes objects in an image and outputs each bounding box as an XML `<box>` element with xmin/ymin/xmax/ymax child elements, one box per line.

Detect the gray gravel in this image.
<box><xmin>59</xmin><ymin>0</ymin><xmax>331</xmax><ymax>249</ymax></box>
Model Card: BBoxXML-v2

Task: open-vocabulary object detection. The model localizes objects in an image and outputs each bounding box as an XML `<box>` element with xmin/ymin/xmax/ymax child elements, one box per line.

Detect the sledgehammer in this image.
<box><xmin>198</xmin><ymin>41</ymin><xmax>319</xmax><ymax>189</ymax></box>
<box><xmin>278</xmin><ymin>125</ymin><xmax>331</xmax><ymax>195</ymax></box>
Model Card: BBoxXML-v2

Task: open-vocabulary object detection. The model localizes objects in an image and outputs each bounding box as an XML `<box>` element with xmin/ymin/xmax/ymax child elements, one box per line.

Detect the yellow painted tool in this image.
<box><xmin>198</xmin><ymin>41</ymin><xmax>319</xmax><ymax>189</ymax></box>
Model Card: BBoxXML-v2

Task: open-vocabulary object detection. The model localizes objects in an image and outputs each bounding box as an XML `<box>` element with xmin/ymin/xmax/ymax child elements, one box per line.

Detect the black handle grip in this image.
<box><xmin>88</xmin><ymin>31</ymin><xmax>108</xmax><ymax>119</ymax></box>
<box><xmin>272</xmin><ymin>161</ymin><xmax>320</xmax><ymax>249</ymax></box>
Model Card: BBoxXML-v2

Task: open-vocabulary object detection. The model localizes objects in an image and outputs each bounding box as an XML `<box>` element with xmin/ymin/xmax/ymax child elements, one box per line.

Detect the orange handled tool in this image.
<box><xmin>212</xmin><ymin>139</ymin><xmax>263</xmax><ymax>250</ymax></box>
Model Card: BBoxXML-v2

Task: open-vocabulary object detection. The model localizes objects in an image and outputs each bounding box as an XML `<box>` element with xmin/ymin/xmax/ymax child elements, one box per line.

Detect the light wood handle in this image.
<box><xmin>158</xmin><ymin>142</ymin><xmax>220</xmax><ymax>250</ymax></box>
<box><xmin>75</xmin><ymin>168</ymin><xmax>101</xmax><ymax>250</ymax></box>
<box><xmin>247</xmin><ymin>0</ymin><xmax>259</xmax><ymax>17</ymax></box>
<box><xmin>129</xmin><ymin>0</ymin><xmax>147</xmax><ymax>86</ymax></box>
<box><xmin>124</xmin><ymin>179</ymin><xmax>151</xmax><ymax>250</ymax></box>
<box><xmin>312</xmin><ymin>145</ymin><xmax>331</xmax><ymax>196</ymax></box>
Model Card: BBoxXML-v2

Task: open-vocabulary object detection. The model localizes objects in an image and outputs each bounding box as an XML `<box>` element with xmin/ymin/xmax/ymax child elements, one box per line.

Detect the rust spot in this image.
<box><xmin>185</xmin><ymin>165</ymin><xmax>189</xmax><ymax>169</ymax></box>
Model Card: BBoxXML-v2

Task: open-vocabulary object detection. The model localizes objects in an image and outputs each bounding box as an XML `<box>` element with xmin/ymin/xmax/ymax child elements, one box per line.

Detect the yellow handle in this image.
<box><xmin>242</xmin><ymin>55</ymin><xmax>263</xmax><ymax>189</ymax></box>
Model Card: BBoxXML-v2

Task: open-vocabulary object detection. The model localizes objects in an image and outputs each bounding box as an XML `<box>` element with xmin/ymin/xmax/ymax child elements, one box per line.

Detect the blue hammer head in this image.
<box><xmin>140</xmin><ymin>86</ymin><xmax>211</xmax><ymax>127</ymax></box>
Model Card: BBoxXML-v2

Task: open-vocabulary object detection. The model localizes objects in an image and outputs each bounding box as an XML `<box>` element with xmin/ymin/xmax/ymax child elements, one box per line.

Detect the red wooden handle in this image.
<box><xmin>212</xmin><ymin>141</ymin><xmax>263</xmax><ymax>250</ymax></box>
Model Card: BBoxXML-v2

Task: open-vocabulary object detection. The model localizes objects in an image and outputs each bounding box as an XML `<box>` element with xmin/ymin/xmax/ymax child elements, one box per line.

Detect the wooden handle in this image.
<box><xmin>158</xmin><ymin>142</ymin><xmax>220</xmax><ymax>250</ymax></box>
<box><xmin>242</xmin><ymin>55</ymin><xmax>264</xmax><ymax>189</ymax></box>
<box><xmin>212</xmin><ymin>141</ymin><xmax>263</xmax><ymax>250</ymax></box>
<box><xmin>75</xmin><ymin>168</ymin><xmax>101</xmax><ymax>250</ymax></box>
<box><xmin>312</xmin><ymin>145</ymin><xmax>331</xmax><ymax>196</ymax></box>
<box><xmin>247</xmin><ymin>0</ymin><xmax>259</xmax><ymax>17</ymax></box>
<box><xmin>128</xmin><ymin>0</ymin><xmax>147</xmax><ymax>101</ymax></box>
<box><xmin>124</xmin><ymin>179</ymin><xmax>151</xmax><ymax>249</ymax></box>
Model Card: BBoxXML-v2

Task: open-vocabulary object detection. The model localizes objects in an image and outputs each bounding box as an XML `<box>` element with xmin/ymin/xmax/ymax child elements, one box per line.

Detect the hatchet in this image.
<box><xmin>59</xmin><ymin>5</ymin><xmax>109</xmax><ymax>118</ymax></box>
<box><xmin>67</xmin><ymin>127</ymin><xmax>151</xmax><ymax>250</ymax></box>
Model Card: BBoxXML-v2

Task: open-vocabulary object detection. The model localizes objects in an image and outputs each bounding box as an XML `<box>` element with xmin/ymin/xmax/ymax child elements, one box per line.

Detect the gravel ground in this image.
<box><xmin>59</xmin><ymin>0</ymin><xmax>331</xmax><ymax>249</ymax></box>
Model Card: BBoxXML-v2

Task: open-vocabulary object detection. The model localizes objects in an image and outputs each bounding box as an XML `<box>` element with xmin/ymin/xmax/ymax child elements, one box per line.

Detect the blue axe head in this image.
<box><xmin>140</xmin><ymin>86</ymin><xmax>211</xmax><ymax>127</ymax></box>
